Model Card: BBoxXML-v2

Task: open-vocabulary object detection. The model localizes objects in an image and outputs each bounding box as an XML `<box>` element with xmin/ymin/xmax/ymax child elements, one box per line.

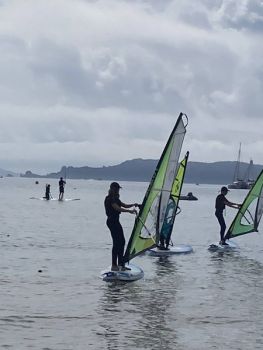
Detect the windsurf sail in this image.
<box><xmin>124</xmin><ymin>113</ymin><xmax>188</xmax><ymax>262</ymax></box>
<box><xmin>225</xmin><ymin>170</ymin><xmax>263</xmax><ymax>239</ymax></box>
<box><xmin>159</xmin><ymin>151</ymin><xmax>189</xmax><ymax>247</ymax></box>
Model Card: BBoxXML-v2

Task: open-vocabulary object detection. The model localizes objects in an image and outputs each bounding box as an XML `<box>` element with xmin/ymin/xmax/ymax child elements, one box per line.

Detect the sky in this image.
<box><xmin>0</xmin><ymin>0</ymin><xmax>262</xmax><ymax>174</ymax></box>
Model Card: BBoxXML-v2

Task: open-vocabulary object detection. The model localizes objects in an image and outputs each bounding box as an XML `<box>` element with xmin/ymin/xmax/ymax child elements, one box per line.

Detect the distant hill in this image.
<box><xmin>0</xmin><ymin>167</ymin><xmax>18</xmax><ymax>177</ymax></box>
<box><xmin>20</xmin><ymin>159</ymin><xmax>263</xmax><ymax>185</ymax></box>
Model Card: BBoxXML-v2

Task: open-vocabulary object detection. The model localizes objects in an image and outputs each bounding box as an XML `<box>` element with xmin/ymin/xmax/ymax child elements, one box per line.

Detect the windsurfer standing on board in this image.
<box><xmin>215</xmin><ymin>186</ymin><xmax>241</xmax><ymax>245</ymax></box>
<box><xmin>59</xmin><ymin>177</ymin><xmax>66</xmax><ymax>201</ymax></box>
<box><xmin>104</xmin><ymin>182</ymin><xmax>139</xmax><ymax>271</ymax></box>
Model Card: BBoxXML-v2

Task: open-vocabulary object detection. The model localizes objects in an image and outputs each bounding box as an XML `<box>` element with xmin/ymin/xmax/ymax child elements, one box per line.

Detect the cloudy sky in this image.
<box><xmin>0</xmin><ymin>0</ymin><xmax>262</xmax><ymax>174</ymax></box>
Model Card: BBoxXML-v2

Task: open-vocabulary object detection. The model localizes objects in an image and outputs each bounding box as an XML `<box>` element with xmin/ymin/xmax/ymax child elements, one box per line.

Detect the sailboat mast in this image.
<box><xmin>234</xmin><ymin>142</ymin><xmax>241</xmax><ymax>182</ymax></box>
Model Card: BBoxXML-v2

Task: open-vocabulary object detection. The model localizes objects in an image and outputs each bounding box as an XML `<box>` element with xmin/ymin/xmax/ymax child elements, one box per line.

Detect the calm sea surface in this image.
<box><xmin>1</xmin><ymin>178</ymin><xmax>263</xmax><ymax>350</ymax></box>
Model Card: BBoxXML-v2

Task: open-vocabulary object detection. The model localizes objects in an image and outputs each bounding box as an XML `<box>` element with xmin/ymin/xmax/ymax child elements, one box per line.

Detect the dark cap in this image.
<box><xmin>221</xmin><ymin>186</ymin><xmax>229</xmax><ymax>193</ymax></box>
<box><xmin>110</xmin><ymin>182</ymin><xmax>122</xmax><ymax>189</ymax></box>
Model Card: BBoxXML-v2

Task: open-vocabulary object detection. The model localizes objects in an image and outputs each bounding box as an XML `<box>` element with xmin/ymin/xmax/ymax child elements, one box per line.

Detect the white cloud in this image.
<box><xmin>0</xmin><ymin>0</ymin><xmax>262</xmax><ymax>172</ymax></box>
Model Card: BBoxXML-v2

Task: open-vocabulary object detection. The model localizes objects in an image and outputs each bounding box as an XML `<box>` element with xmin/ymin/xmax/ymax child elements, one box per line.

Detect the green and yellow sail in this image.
<box><xmin>124</xmin><ymin>113</ymin><xmax>188</xmax><ymax>262</ymax></box>
<box><xmin>225</xmin><ymin>170</ymin><xmax>263</xmax><ymax>239</ymax></box>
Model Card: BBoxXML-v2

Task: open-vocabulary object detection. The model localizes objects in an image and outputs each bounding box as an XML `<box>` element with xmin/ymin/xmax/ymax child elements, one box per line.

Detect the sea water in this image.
<box><xmin>1</xmin><ymin>177</ymin><xmax>263</xmax><ymax>350</ymax></box>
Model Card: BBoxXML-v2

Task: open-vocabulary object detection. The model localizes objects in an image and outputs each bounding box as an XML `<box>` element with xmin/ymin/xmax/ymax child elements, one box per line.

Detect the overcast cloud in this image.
<box><xmin>0</xmin><ymin>0</ymin><xmax>262</xmax><ymax>173</ymax></box>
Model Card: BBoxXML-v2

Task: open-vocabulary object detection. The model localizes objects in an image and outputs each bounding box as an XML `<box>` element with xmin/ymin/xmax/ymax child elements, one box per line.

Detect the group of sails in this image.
<box><xmin>101</xmin><ymin>113</ymin><xmax>263</xmax><ymax>281</ymax></box>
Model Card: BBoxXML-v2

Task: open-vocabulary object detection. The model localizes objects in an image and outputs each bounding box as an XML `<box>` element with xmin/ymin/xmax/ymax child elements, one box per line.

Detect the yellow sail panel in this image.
<box><xmin>171</xmin><ymin>152</ymin><xmax>189</xmax><ymax>199</ymax></box>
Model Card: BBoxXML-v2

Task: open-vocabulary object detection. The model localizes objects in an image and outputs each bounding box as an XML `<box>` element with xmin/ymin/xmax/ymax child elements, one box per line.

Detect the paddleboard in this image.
<box><xmin>58</xmin><ymin>198</ymin><xmax>80</xmax><ymax>201</ymax></box>
<box><xmin>30</xmin><ymin>197</ymin><xmax>57</xmax><ymax>201</ymax></box>
<box><xmin>30</xmin><ymin>197</ymin><xmax>80</xmax><ymax>201</ymax></box>
<box><xmin>208</xmin><ymin>239</ymin><xmax>239</xmax><ymax>251</ymax></box>
<box><xmin>148</xmin><ymin>244</ymin><xmax>193</xmax><ymax>256</ymax></box>
<box><xmin>100</xmin><ymin>263</ymin><xmax>144</xmax><ymax>282</ymax></box>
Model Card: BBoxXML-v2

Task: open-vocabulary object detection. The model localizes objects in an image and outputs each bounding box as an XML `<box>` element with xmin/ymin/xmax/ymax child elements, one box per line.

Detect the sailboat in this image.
<box><xmin>228</xmin><ymin>143</ymin><xmax>251</xmax><ymax>189</ymax></box>
<box><xmin>100</xmin><ymin>113</ymin><xmax>189</xmax><ymax>281</ymax></box>
<box><xmin>149</xmin><ymin>151</ymin><xmax>193</xmax><ymax>256</ymax></box>
<box><xmin>209</xmin><ymin>169</ymin><xmax>263</xmax><ymax>251</ymax></box>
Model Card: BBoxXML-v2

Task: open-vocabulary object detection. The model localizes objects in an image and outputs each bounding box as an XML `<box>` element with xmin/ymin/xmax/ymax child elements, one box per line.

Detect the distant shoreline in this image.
<box><xmin>19</xmin><ymin>159</ymin><xmax>263</xmax><ymax>185</ymax></box>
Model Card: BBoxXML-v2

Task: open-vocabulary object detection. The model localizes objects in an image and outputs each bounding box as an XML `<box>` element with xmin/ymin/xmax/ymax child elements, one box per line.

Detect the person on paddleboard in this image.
<box><xmin>215</xmin><ymin>186</ymin><xmax>241</xmax><ymax>245</ymax></box>
<box><xmin>59</xmin><ymin>177</ymin><xmax>66</xmax><ymax>200</ymax></box>
<box><xmin>104</xmin><ymin>182</ymin><xmax>139</xmax><ymax>271</ymax></box>
<box><xmin>44</xmin><ymin>184</ymin><xmax>51</xmax><ymax>200</ymax></box>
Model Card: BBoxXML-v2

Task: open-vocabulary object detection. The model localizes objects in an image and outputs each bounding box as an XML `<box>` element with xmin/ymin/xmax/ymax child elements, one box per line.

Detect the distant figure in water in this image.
<box><xmin>59</xmin><ymin>177</ymin><xmax>66</xmax><ymax>201</ymax></box>
<box><xmin>104</xmin><ymin>182</ymin><xmax>139</xmax><ymax>271</ymax></box>
<box><xmin>215</xmin><ymin>186</ymin><xmax>241</xmax><ymax>245</ymax></box>
<box><xmin>44</xmin><ymin>184</ymin><xmax>51</xmax><ymax>200</ymax></box>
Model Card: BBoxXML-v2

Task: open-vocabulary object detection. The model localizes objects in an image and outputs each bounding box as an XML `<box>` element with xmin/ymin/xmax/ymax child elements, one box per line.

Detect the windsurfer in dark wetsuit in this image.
<box><xmin>215</xmin><ymin>186</ymin><xmax>241</xmax><ymax>245</ymax></box>
<box><xmin>104</xmin><ymin>182</ymin><xmax>139</xmax><ymax>271</ymax></box>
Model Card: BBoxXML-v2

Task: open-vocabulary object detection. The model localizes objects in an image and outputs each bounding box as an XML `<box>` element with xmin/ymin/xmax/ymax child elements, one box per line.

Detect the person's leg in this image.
<box><xmin>107</xmin><ymin>220</ymin><xmax>119</xmax><ymax>269</ymax></box>
<box><xmin>216</xmin><ymin>213</ymin><xmax>226</xmax><ymax>243</ymax></box>
<box><xmin>59</xmin><ymin>189</ymin><xmax>64</xmax><ymax>200</ymax></box>
<box><xmin>159</xmin><ymin>234</ymin><xmax>165</xmax><ymax>248</ymax></box>
<box><xmin>165</xmin><ymin>233</ymin><xmax>171</xmax><ymax>249</ymax></box>
<box><xmin>114</xmin><ymin>222</ymin><xmax>131</xmax><ymax>270</ymax></box>
<box><xmin>115</xmin><ymin>222</ymin><xmax>125</xmax><ymax>267</ymax></box>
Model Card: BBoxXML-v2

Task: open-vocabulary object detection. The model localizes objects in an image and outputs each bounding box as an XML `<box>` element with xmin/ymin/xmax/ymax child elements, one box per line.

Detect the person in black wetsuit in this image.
<box><xmin>59</xmin><ymin>177</ymin><xmax>66</xmax><ymax>200</ymax></box>
<box><xmin>104</xmin><ymin>182</ymin><xmax>139</xmax><ymax>271</ymax></box>
<box><xmin>215</xmin><ymin>186</ymin><xmax>241</xmax><ymax>245</ymax></box>
<box><xmin>44</xmin><ymin>184</ymin><xmax>51</xmax><ymax>200</ymax></box>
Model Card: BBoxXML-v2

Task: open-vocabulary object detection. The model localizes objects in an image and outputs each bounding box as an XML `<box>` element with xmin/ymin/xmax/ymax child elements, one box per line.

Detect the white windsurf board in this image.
<box><xmin>208</xmin><ymin>239</ymin><xmax>239</xmax><ymax>251</ymax></box>
<box><xmin>149</xmin><ymin>244</ymin><xmax>193</xmax><ymax>256</ymax></box>
<box><xmin>100</xmin><ymin>263</ymin><xmax>144</xmax><ymax>282</ymax></box>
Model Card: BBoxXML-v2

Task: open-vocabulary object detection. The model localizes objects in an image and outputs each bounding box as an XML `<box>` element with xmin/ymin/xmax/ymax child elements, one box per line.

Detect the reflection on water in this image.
<box><xmin>97</xmin><ymin>258</ymin><xmax>180</xmax><ymax>350</ymax></box>
<box><xmin>209</xmin><ymin>250</ymin><xmax>263</xmax><ymax>288</ymax></box>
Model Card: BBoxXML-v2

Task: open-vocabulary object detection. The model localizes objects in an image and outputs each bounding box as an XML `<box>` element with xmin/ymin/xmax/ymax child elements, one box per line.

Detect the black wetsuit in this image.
<box><xmin>59</xmin><ymin>179</ymin><xmax>65</xmax><ymax>194</ymax></box>
<box><xmin>45</xmin><ymin>187</ymin><xmax>50</xmax><ymax>200</ymax></box>
<box><xmin>104</xmin><ymin>194</ymin><xmax>125</xmax><ymax>267</ymax></box>
<box><xmin>215</xmin><ymin>194</ymin><xmax>226</xmax><ymax>241</ymax></box>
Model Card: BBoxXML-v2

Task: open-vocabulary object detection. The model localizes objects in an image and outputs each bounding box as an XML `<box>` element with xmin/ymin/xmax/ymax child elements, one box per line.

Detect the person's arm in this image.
<box><xmin>112</xmin><ymin>202</ymin><xmax>137</xmax><ymax>214</ymax></box>
<box><xmin>120</xmin><ymin>201</ymin><xmax>140</xmax><ymax>209</ymax></box>
<box><xmin>224</xmin><ymin>198</ymin><xmax>241</xmax><ymax>209</ymax></box>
